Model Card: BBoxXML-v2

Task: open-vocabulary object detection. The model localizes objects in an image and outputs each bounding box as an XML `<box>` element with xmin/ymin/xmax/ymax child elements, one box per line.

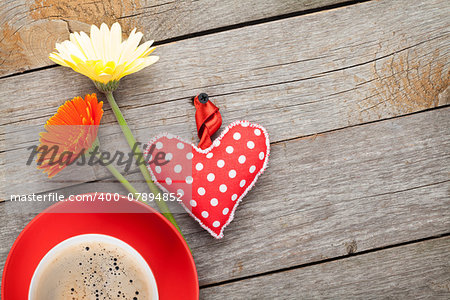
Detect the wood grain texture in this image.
<box><xmin>201</xmin><ymin>237</ymin><xmax>450</xmax><ymax>299</ymax></box>
<box><xmin>0</xmin><ymin>0</ymin><xmax>348</xmax><ymax>76</ymax></box>
<box><xmin>1</xmin><ymin>0</ymin><xmax>448</xmax><ymax>198</ymax></box>
<box><xmin>2</xmin><ymin>108</ymin><xmax>449</xmax><ymax>285</ymax></box>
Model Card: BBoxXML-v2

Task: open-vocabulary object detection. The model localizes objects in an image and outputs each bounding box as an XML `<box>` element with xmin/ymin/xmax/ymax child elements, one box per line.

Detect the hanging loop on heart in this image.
<box><xmin>193</xmin><ymin>93</ymin><xmax>222</xmax><ymax>149</ymax></box>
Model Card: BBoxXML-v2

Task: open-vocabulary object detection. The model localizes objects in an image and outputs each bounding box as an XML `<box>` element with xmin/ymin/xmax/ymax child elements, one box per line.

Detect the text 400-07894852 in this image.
<box><xmin>127</xmin><ymin>192</ymin><xmax>183</xmax><ymax>202</ymax></box>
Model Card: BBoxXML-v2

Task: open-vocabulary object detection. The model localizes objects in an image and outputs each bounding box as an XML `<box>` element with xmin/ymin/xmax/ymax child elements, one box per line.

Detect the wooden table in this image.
<box><xmin>1</xmin><ymin>0</ymin><xmax>449</xmax><ymax>298</ymax></box>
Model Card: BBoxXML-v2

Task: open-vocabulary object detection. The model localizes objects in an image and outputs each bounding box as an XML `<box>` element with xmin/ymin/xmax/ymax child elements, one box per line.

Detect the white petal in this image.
<box><xmin>110</xmin><ymin>22</ymin><xmax>122</xmax><ymax>62</ymax></box>
<box><xmin>122</xmin><ymin>56</ymin><xmax>159</xmax><ymax>77</ymax></box>
<box><xmin>79</xmin><ymin>31</ymin><xmax>96</xmax><ymax>60</ymax></box>
<box><xmin>144</xmin><ymin>55</ymin><xmax>159</xmax><ymax>65</ymax></box>
<box><xmin>90</xmin><ymin>24</ymin><xmax>102</xmax><ymax>60</ymax></box>
<box><xmin>141</xmin><ymin>45</ymin><xmax>156</xmax><ymax>57</ymax></box>
<box><xmin>55</xmin><ymin>42</ymin><xmax>76</xmax><ymax>62</ymax></box>
<box><xmin>49</xmin><ymin>53</ymin><xmax>69</xmax><ymax>66</ymax></box>
<box><xmin>62</xmin><ymin>40</ymin><xmax>85</xmax><ymax>61</ymax></box>
<box><xmin>126</xmin><ymin>40</ymin><xmax>154</xmax><ymax>63</ymax></box>
<box><xmin>54</xmin><ymin>42</ymin><xmax>66</xmax><ymax>56</ymax></box>
<box><xmin>118</xmin><ymin>29</ymin><xmax>143</xmax><ymax>65</ymax></box>
<box><xmin>100</xmin><ymin>23</ymin><xmax>110</xmax><ymax>61</ymax></box>
<box><xmin>69</xmin><ymin>32</ymin><xmax>89</xmax><ymax>60</ymax></box>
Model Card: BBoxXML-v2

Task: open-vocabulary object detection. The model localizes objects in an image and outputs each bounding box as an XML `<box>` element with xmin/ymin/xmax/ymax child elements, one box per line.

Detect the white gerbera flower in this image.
<box><xmin>49</xmin><ymin>22</ymin><xmax>159</xmax><ymax>87</ymax></box>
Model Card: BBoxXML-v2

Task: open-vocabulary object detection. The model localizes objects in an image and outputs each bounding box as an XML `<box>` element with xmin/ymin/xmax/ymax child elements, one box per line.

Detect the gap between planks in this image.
<box><xmin>1</xmin><ymin>0</ymin><xmax>448</xmax><ymax>196</ymax></box>
<box><xmin>199</xmin><ymin>232</ymin><xmax>450</xmax><ymax>289</ymax></box>
<box><xmin>2</xmin><ymin>106</ymin><xmax>449</xmax><ymax>285</ymax></box>
<box><xmin>0</xmin><ymin>0</ymin><xmax>372</xmax><ymax>79</ymax></box>
<box><xmin>200</xmin><ymin>236</ymin><xmax>450</xmax><ymax>298</ymax></box>
<box><xmin>1</xmin><ymin>103</ymin><xmax>445</xmax><ymax>199</ymax></box>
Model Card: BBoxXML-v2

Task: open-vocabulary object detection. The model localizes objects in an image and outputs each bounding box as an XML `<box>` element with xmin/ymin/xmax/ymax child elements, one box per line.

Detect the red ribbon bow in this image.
<box><xmin>193</xmin><ymin>93</ymin><xmax>222</xmax><ymax>149</ymax></box>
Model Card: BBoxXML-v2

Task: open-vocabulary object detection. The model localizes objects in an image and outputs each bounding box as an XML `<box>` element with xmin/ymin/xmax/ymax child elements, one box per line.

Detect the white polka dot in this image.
<box><xmin>165</xmin><ymin>153</ymin><xmax>173</xmax><ymax>161</ymax></box>
<box><xmin>177</xmin><ymin>142</ymin><xmax>184</xmax><ymax>149</ymax></box>
<box><xmin>206</xmin><ymin>152</ymin><xmax>213</xmax><ymax>159</ymax></box>
<box><xmin>240</xmin><ymin>179</ymin><xmax>246</xmax><ymax>187</ymax></box>
<box><xmin>254</xmin><ymin>129</ymin><xmax>261</xmax><ymax>136</ymax></box>
<box><xmin>247</xmin><ymin>141</ymin><xmax>255</xmax><ymax>149</ymax></box>
<box><xmin>213</xmin><ymin>140</ymin><xmax>220</xmax><ymax>147</ymax></box>
<box><xmin>190</xmin><ymin>200</ymin><xmax>197</xmax><ymax>207</ymax></box>
<box><xmin>233</xmin><ymin>132</ymin><xmax>241</xmax><ymax>140</ymax></box>
<box><xmin>207</xmin><ymin>173</ymin><xmax>215</xmax><ymax>182</ymax></box>
<box><xmin>185</xmin><ymin>176</ymin><xmax>193</xmax><ymax>184</ymax></box>
<box><xmin>226</xmin><ymin>146</ymin><xmax>234</xmax><ymax>154</ymax></box>
<box><xmin>213</xmin><ymin>221</ymin><xmax>220</xmax><ymax>228</ymax></box>
<box><xmin>238</xmin><ymin>155</ymin><xmax>246</xmax><ymax>164</ymax></box>
<box><xmin>222</xmin><ymin>208</ymin><xmax>229</xmax><ymax>215</ymax></box>
<box><xmin>166</xmin><ymin>134</ymin><xmax>174</xmax><ymax>139</ymax></box>
<box><xmin>228</xmin><ymin>169</ymin><xmax>236</xmax><ymax>178</ymax></box>
<box><xmin>174</xmin><ymin>164</ymin><xmax>182</xmax><ymax>173</ymax></box>
<box><xmin>241</xmin><ymin>121</ymin><xmax>249</xmax><ymax>127</ymax></box>
<box><xmin>196</xmin><ymin>162</ymin><xmax>203</xmax><ymax>171</ymax></box>
<box><xmin>155</xmin><ymin>166</ymin><xmax>161</xmax><ymax>174</ymax></box>
<box><xmin>249</xmin><ymin>165</ymin><xmax>256</xmax><ymax>173</ymax></box>
<box><xmin>217</xmin><ymin>160</ymin><xmax>225</xmax><ymax>168</ymax></box>
<box><xmin>156</xmin><ymin>142</ymin><xmax>163</xmax><ymax>149</ymax></box>
<box><xmin>177</xmin><ymin>189</ymin><xmax>184</xmax><ymax>196</ymax></box>
<box><xmin>198</xmin><ymin>187</ymin><xmax>206</xmax><ymax>196</ymax></box>
<box><xmin>166</xmin><ymin>177</ymin><xmax>172</xmax><ymax>185</ymax></box>
<box><xmin>219</xmin><ymin>184</ymin><xmax>227</xmax><ymax>193</ymax></box>
<box><xmin>231</xmin><ymin>194</ymin><xmax>238</xmax><ymax>201</ymax></box>
<box><xmin>201</xmin><ymin>211</ymin><xmax>209</xmax><ymax>218</ymax></box>
<box><xmin>186</xmin><ymin>152</ymin><xmax>193</xmax><ymax>160</ymax></box>
<box><xmin>210</xmin><ymin>198</ymin><xmax>218</xmax><ymax>206</ymax></box>
<box><xmin>259</xmin><ymin>152</ymin><xmax>265</xmax><ymax>160</ymax></box>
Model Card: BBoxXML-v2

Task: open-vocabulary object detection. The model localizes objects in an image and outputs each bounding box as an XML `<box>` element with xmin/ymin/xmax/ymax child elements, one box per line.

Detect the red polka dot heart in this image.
<box><xmin>145</xmin><ymin>121</ymin><xmax>270</xmax><ymax>238</ymax></box>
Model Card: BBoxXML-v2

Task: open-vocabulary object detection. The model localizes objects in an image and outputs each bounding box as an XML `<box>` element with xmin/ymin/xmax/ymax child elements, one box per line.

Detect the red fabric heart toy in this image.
<box><xmin>145</xmin><ymin>95</ymin><xmax>270</xmax><ymax>238</ymax></box>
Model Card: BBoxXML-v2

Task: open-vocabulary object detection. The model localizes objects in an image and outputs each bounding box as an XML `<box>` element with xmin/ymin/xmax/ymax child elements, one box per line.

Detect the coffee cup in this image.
<box><xmin>29</xmin><ymin>234</ymin><xmax>158</xmax><ymax>299</ymax></box>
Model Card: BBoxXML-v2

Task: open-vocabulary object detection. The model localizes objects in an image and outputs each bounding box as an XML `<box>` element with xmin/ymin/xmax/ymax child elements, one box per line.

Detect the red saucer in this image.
<box><xmin>1</xmin><ymin>193</ymin><xmax>198</xmax><ymax>299</ymax></box>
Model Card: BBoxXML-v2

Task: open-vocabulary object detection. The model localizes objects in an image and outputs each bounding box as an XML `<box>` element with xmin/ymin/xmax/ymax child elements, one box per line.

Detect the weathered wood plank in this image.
<box><xmin>201</xmin><ymin>237</ymin><xmax>450</xmax><ymax>299</ymax></box>
<box><xmin>0</xmin><ymin>0</ymin><xmax>448</xmax><ymax>198</ymax></box>
<box><xmin>0</xmin><ymin>0</ymin><xmax>349</xmax><ymax>76</ymax></box>
<box><xmin>2</xmin><ymin>108</ymin><xmax>449</xmax><ymax>285</ymax></box>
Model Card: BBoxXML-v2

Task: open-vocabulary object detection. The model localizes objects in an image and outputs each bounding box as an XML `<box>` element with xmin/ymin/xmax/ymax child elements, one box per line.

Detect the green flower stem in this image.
<box><xmin>89</xmin><ymin>138</ymin><xmax>141</xmax><ymax>201</ymax></box>
<box><xmin>94</xmin><ymin>152</ymin><xmax>141</xmax><ymax>201</ymax></box>
<box><xmin>105</xmin><ymin>91</ymin><xmax>184</xmax><ymax>236</ymax></box>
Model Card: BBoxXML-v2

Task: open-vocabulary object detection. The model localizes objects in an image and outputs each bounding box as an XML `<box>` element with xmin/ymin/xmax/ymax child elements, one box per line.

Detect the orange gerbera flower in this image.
<box><xmin>37</xmin><ymin>93</ymin><xmax>103</xmax><ymax>177</ymax></box>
